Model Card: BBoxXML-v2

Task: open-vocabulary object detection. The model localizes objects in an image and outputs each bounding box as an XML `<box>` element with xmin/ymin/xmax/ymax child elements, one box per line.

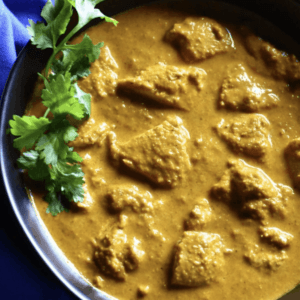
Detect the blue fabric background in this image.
<box><xmin>0</xmin><ymin>0</ymin><xmax>75</xmax><ymax>298</ymax></box>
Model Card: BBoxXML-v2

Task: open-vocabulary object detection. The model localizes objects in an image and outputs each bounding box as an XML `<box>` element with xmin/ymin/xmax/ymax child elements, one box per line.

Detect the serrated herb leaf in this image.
<box><xmin>41</xmin><ymin>72</ymin><xmax>85</xmax><ymax>120</ymax></box>
<box><xmin>49</xmin><ymin>161</ymin><xmax>85</xmax><ymax>203</ymax></box>
<box><xmin>35</xmin><ymin>119</ymin><xmax>78</xmax><ymax>165</ymax></box>
<box><xmin>17</xmin><ymin>150</ymin><xmax>50</xmax><ymax>181</ymax></box>
<box><xmin>42</xmin><ymin>0</ymin><xmax>73</xmax><ymax>45</ymax></box>
<box><xmin>73</xmin><ymin>82</ymin><xmax>91</xmax><ymax>117</ymax></box>
<box><xmin>45</xmin><ymin>191</ymin><xmax>68</xmax><ymax>216</ymax></box>
<box><xmin>9</xmin><ymin>116</ymin><xmax>51</xmax><ymax>150</ymax></box>
<box><xmin>54</xmin><ymin>35</ymin><xmax>104</xmax><ymax>80</ymax></box>
<box><xmin>67</xmin><ymin>149</ymin><xmax>83</xmax><ymax>163</ymax></box>
<box><xmin>70</xmin><ymin>0</ymin><xmax>117</xmax><ymax>27</ymax></box>
<box><xmin>27</xmin><ymin>20</ymin><xmax>53</xmax><ymax>50</ymax></box>
<box><xmin>17</xmin><ymin>150</ymin><xmax>39</xmax><ymax>169</ymax></box>
<box><xmin>27</xmin><ymin>0</ymin><xmax>73</xmax><ymax>49</ymax></box>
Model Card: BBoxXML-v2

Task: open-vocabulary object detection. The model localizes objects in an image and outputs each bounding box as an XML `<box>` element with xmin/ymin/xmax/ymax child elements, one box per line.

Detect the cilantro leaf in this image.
<box><xmin>43</xmin><ymin>158</ymin><xmax>84</xmax><ymax>216</ymax></box>
<box><xmin>50</xmin><ymin>59</ymin><xmax>65</xmax><ymax>77</ymax></box>
<box><xmin>9</xmin><ymin>116</ymin><xmax>51</xmax><ymax>150</ymax></box>
<box><xmin>45</xmin><ymin>190</ymin><xmax>68</xmax><ymax>216</ymax></box>
<box><xmin>36</xmin><ymin>133</ymin><xmax>67</xmax><ymax>165</ymax></box>
<box><xmin>44</xmin><ymin>161</ymin><xmax>84</xmax><ymax>216</ymax></box>
<box><xmin>41</xmin><ymin>72</ymin><xmax>85</xmax><ymax>120</ymax></box>
<box><xmin>52</xmin><ymin>35</ymin><xmax>103</xmax><ymax>80</ymax></box>
<box><xmin>17</xmin><ymin>151</ymin><xmax>50</xmax><ymax>181</ymax></box>
<box><xmin>46</xmin><ymin>160</ymin><xmax>84</xmax><ymax>208</ymax></box>
<box><xmin>42</xmin><ymin>0</ymin><xmax>73</xmax><ymax>44</ymax></box>
<box><xmin>35</xmin><ymin>119</ymin><xmax>78</xmax><ymax>165</ymax></box>
<box><xmin>27</xmin><ymin>0</ymin><xmax>73</xmax><ymax>49</ymax></box>
<box><xmin>69</xmin><ymin>0</ymin><xmax>118</xmax><ymax>27</ymax></box>
<box><xmin>51</xmin><ymin>161</ymin><xmax>85</xmax><ymax>203</ymax></box>
<box><xmin>73</xmin><ymin>82</ymin><xmax>91</xmax><ymax>117</ymax></box>
<box><xmin>66</xmin><ymin>149</ymin><xmax>83</xmax><ymax>163</ymax></box>
<box><xmin>17</xmin><ymin>150</ymin><xmax>39</xmax><ymax>169</ymax></box>
<box><xmin>68</xmin><ymin>35</ymin><xmax>102</xmax><ymax>77</ymax></box>
<box><xmin>27</xmin><ymin>20</ymin><xmax>53</xmax><ymax>50</ymax></box>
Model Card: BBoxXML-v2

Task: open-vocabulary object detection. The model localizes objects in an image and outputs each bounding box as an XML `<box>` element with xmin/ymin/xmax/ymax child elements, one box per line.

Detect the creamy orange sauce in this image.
<box><xmin>28</xmin><ymin>2</ymin><xmax>300</xmax><ymax>300</ymax></box>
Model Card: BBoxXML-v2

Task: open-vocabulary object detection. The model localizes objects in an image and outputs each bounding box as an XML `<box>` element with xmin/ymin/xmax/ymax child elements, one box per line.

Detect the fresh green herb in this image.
<box><xmin>8</xmin><ymin>0</ymin><xmax>117</xmax><ymax>216</ymax></box>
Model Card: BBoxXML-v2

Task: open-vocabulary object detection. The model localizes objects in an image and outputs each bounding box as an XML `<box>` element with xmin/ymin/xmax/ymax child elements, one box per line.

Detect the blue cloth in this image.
<box><xmin>0</xmin><ymin>0</ymin><xmax>46</xmax><ymax>97</ymax></box>
<box><xmin>0</xmin><ymin>1</ymin><xmax>75</xmax><ymax>298</ymax></box>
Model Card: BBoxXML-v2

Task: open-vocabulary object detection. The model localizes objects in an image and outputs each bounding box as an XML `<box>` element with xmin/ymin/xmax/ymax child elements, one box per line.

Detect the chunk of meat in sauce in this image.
<box><xmin>212</xmin><ymin>159</ymin><xmax>279</xmax><ymax>202</ymax></box>
<box><xmin>211</xmin><ymin>160</ymin><xmax>287</xmax><ymax>222</ymax></box>
<box><xmin>93</xmin><ymin>229</ymin><xmax>144</xmax><ymax>281</ymax></box>
<box><xmin>172</xmin><ymin>231</ymin><xmax>225</xmax><ymax>287</ymax></box>
<box><xmin>259</xmin><ymin>226</ymin><xmax>294</xmax><ymax>248</ymax></box>
<box><xmin>70</xmin><ymin>119</ymin><xmax>110</xmax><ymax>148</ymax></box>
<box><xmin>165</xmin><ymin>17</ymin><xmax>232</xmax><ymax>63</ymax></box>
<box><xmin>79</xmin><ymin>45</ymin><xmax>118</xmax><ymax>98</ymax></box>
<box><xmin>284</xmin><ymin>138</ymin><xmax>300</xmax><ymax>189</ymax></box>
<box><xmin>244</xmin><ymin>246</ymin><xmax>288</xmax><ymax>271</ymax></box>
<box><xmin>118</xmin><ymin>64</ymin><xmax>206</xmax><ymax>111</ymax></box>
<box><xmin>245</xmin><ymin>34</ymin><xmax>300</xmax><ymax>83</ymax></box>
<box><xmin>106</xmin><ymin>185</ymin><xmax>154</xmax><ymax>213</ymax></box>
<box><xmin>216</xmin><ymin>114</ymin><xmax>271</xmax><ymax>158</ymax></box>
<box><xmin>219</xmin><ymin>64</ymin><xmax>279</xmax><ymax>112</ymax></box>
<box><xmin>185</xmin><ymin>198</ymin><xmax>213</xmax><ymax>231</ymax></box>
<box><xmin>109</xmin><ymin>116</ymin><xmax>191</xmax><ymax>188</ymax></box>
<box><xmin>242</xmin><ymin>196</ymin><xmax>286</xmax><ymax>221</ymax></box>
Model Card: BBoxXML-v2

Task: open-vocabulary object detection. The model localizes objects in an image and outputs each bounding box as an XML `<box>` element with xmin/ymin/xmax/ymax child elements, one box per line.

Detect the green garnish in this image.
<box><xmin>7</xmin><ymin>0</ymin><xmax>117</xmax><ymax>216</ymax></box>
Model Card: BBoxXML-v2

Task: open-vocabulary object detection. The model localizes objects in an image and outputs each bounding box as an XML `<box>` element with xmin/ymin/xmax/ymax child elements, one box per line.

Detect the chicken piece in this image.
<box><xmin>284</xmin><ymin>138</ymin><xmax>300</xmax><ymax>189</ymax></box>
<box><xmin>185</xmin><ymin>198</ymin><xmax>212</xmax><ymax>231</ymax></box>
<box><xmin>212</xmin><ymin>159</ymin><xmax>279</xmax><ymax>202</ymax></box>
<box><xmin>242</xmin><ymin>197</ymin><xmax>286</xmax><ymax>221</ymax></box>
<box><xmin>216</xmin><ymin>114</ymin><xmax>271</xmax><ymax>158</ymax></box>
<box><xmin>118</xmin><ymin>64</ymin><xmax>206</xmax><ymax>111</ymax></box>
<box><xmin>259</xmin><ymin>227</ymin><xmax>293</xmax><ymax>248</ymax></box>
<box><xmin>246</xmin><ymin>34</ymin><xmax>300</xmax><ymax>83</ymax></box>
<box><xmin>109</xmin><ymin>116</ymin><xmax>191</xmax><ymax>188</ymax></box>
<box><xmin>70</xmin><ymin>118</ymin><xmax>110</xmax><ymax>148</ymax></box>
<box><xmin>172</xmin><ymin>231</ymin><xmax>225</xmax><ymax>287</ymax></box>
<box><xmin>211</xmin><ymin>160</ymin><xmax>286</xmax><ymax>222</ymax></box>
<box><xmin>79</xmin><ymin>45</ymin><xmax>118</xmax><ymax>98</ymax></box>
<box><xmin>244</xmin><ymin>246</ymin><xmax>288</xmax><ymax>271</ymax></box>
<box><xmin>93</xmin><ymin>229</ymin><xmax>144</xmax><ymax>281</ymax></box>
<box><xmin>106</xmin><ymin>185</ymin><xmax>154</xmax><ymax>213</ymax></box>
<box><xmin>219</xmin><ymin>64</ymin><xmax>279</xmax><ymax>112</ymax></box>
<box><xmin>211</xmin><ymin>169</ymin><xmax>232</xmax><ymax>203</ymax></box>
<box><xmin>165</xmin><ymin>17</ymin><xmax>232</xmax><ymax>63</ymax></box>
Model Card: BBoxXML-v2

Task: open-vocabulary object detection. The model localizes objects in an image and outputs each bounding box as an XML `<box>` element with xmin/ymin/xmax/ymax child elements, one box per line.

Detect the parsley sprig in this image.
<box><xmin>8</xmin><ymin>0</ymin><xmax>117</xmax><ymax>216</ymax></box>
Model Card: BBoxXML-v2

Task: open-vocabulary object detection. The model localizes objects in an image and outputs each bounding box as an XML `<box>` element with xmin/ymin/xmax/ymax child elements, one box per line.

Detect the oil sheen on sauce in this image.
<box><xmin>28</xmin><ymin>2</ymin><xmax>300</xmax><ymax>300</ymax></box>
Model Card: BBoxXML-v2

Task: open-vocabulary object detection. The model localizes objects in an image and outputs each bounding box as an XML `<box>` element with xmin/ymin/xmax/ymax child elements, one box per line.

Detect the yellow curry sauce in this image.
<box><xmin>27</xmin><ymin>2</ymin><xmax>300</xmax><ymax>300</ymax></box>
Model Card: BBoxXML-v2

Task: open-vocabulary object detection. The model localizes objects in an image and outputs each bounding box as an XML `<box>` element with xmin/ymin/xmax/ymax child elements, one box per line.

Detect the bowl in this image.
<box><xmin>1</xmin><ymin>0</ymin><xmax>300</xmax><ymax>299</ymax></box>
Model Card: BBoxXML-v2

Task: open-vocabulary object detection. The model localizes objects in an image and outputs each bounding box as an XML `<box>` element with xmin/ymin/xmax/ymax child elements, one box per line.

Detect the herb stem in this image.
<box><xmin>43</xmin><ymin>108</ymin><xmax>51</xmax><ymax>118</ymax></box>
<box><xmin>44</xmin><ymin>25</ymin><xmax>81</xmax><ymax>80</ymax></box>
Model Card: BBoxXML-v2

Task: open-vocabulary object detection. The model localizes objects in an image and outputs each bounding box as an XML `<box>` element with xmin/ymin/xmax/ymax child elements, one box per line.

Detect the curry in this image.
<box><xmin>27</xmin><ymin>1</ymin><xmax>300</xmax><ymax>299</ymax></box>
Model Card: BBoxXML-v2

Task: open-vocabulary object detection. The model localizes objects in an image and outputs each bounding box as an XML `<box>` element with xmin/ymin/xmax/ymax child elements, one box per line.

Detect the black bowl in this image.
<box><xmin>1</xmin><ymin>0</ymin><xmax>300</xmax><ymax>299</ymax></box>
